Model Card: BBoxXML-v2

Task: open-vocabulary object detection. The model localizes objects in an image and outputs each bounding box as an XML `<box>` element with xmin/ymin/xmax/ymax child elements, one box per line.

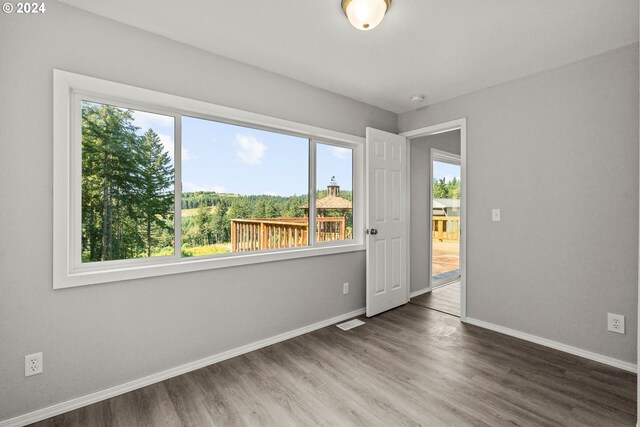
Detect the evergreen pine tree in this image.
<box><xmin>136</xmin><ymin>129</ymin><xmax>175</xmax><ymax>256</ymax></box>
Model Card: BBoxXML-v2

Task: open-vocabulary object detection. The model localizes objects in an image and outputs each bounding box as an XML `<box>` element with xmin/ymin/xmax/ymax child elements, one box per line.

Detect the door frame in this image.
<box><xmin>400</xmin><ymin>118</ymin><xmax>467</xmax><ymax>320</ymax></box>
<box><xmin>430</xmin><ymin>148</ymin><xmax>462</xmax><ymax>290</ymax></box>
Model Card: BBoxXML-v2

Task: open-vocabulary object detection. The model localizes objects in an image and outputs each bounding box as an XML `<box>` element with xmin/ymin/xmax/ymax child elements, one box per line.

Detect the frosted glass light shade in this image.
<box><xmin>342</xmin><ymin>0</ymin><xmax>391</xmax><ymax>31</ymax></box>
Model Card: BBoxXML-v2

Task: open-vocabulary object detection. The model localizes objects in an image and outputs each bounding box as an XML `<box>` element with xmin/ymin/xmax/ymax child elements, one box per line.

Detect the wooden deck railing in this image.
<box><xmin>230</xmin><ymin>217</ymin><xmax>347</xmax><ymax>252</ymax></box>
<box><xmin>433</xmin><ymin>216</ymin><xmax>460</xmax><ymax>241</ymax></box>
<box><xmin>317</xmin><ymin>216</ymin><xmax>346</xmax><ymax>242</ymax></box>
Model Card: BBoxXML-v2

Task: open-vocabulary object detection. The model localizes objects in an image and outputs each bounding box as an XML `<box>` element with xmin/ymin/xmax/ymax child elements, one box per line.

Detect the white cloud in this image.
<box><xmin>155</xmin><ymin>133</ymin><xmax>192</xmax><ymax>162</ymax></box>
<box><xmin>132</xmin><ymin>110</ymin><xmax>174</xmax><ymax>131</ymax></box>
<box><xmin>157</xmin><ymin>133</ymin><xmax>174</xmax><ymax>156</ymax></box>
<box><xmin>132</xmin><ymin>111</ymin><xmax>181</xmax><ymax>159</ymax></box>
<box><xmin>235</xmin><ymin>134</ymin><xmax>266</xmax><ymax>165</ymax></box>
<box><xmin>183</xmin><ymin>182</ymin><xmax>226</xmax><ymax>193</ymax></box>
<box><xmin>329</xmin><ymin>146</ymin><xmax>351</xmax><ymax>160</ymax></box>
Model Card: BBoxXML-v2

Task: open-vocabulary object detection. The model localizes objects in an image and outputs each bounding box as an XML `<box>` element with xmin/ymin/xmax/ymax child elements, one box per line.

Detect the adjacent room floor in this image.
<box><xmin>31</xmin><ymin>302</ymin><xmax>636</xmax><ymax>427</ymax></box>
<box><xmin>411</xmin><ymin>280</ymin><xmax>461</xmax><ymax>317</ymax></box>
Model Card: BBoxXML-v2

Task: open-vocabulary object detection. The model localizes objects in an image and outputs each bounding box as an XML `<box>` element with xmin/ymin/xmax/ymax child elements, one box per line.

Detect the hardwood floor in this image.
<box><xmin>411</xmin><ymin>281</ymin><xmax>460</xmax><ymax>317</ymax></box>
<box><xmin>31</xmin><ymin>303</ymin><xmax>636</xmax><ymax>426</ymax></box>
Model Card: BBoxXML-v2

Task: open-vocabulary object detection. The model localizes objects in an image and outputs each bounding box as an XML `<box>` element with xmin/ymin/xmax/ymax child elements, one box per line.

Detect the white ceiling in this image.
<box><xmin>58</xmin><ymin>0</ymin><xmax>638</xmax><ymax>113</ymax></box>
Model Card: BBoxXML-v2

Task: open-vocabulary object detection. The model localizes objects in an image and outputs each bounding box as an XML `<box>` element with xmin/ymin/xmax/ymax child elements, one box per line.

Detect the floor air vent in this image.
<box><xmin>336</xmin><ymin>319</ymin><xmax>365</xmax><ymax>331</ymax></box>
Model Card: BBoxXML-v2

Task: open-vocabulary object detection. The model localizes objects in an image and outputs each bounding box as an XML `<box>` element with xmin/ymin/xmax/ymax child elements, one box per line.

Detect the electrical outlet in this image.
<box><xmin>343</xmin><ymin>282</ymin><xmax>349</xmax><ymax>295</ymax></box>
<box><xmin>607</xmin><ymin>313</ymin><xmax>625</xmax><ymax>334</ymax></box>
<box><xmin>24</xmin><ymin>352</ymin><xmax>43</xmax><ymax>377</ymax></box>
<box><xmin>492</xmin><ymin>209</ymin><xmax>501</xmax><ymax>221</ymax></box>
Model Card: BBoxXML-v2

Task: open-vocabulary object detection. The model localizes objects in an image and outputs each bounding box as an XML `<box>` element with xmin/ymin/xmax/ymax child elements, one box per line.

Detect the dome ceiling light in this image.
<box><xmin>341</xmin><ymin>0</ymin><xmax>392</xmax><ymax>31</ymax></box>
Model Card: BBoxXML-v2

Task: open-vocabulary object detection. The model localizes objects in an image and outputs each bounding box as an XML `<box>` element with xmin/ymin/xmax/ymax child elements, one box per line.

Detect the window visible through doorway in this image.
<box><xmin>431</xmin><ymin>153</ymin><xmax>461</xmax><ymax>287</ymax></box>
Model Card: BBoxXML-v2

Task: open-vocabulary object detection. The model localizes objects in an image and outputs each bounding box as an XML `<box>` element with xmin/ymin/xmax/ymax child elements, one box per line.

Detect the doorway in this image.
<box><xmin>402</xmin><ymin>119</ymin><xmax>467</xmax><ymax>320</ymax></box>
<box><xmin>431</xmin><ymin>150</ymin><xmax>461</xmax><ymax>290</ymax></box>
<box><xmin>410</xmin><ymin>145</ymin><xmax>462</xmax><ymax>317</ymax></box>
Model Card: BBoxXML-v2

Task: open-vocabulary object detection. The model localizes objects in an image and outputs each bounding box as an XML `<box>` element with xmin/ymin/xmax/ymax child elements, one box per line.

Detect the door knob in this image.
<box><xmin>368</xmin><ymin>228</ymin><xmax>378</xmax><ymax>235</ymax></box>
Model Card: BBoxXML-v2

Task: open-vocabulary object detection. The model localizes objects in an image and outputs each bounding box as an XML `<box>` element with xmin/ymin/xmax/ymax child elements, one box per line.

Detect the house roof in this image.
<box><xmin>301</xmin><ymin>196</ymin><xmax>352</xmax><ymax>210</ymax></box>
<box><xmin>433</xmin><ymin>198</ymin><xmax>460</xmax><ymax>209</ymax></box>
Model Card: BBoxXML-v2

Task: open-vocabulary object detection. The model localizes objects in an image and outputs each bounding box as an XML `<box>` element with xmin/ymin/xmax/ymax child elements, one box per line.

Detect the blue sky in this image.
<box><xmin>433</xmin><ymin>160</ymin><xmax>460</xmax><ymax>183</ymax></box>
<box><xmin>131</xmin><ymin>110</ymin><xmax>353</xmax><ymax>197</ymax></box>
<box><xmin>317</xmin><ymin>143</ymin><xmax>353</xmax><ymax>194</ymax></box>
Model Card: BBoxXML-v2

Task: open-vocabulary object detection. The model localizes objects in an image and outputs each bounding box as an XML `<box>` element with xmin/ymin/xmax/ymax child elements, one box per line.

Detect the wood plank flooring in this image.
<box><xmin>411</xmin><ymin>281</ymin><xmax>460</xmax><ymax>317</ymax></box>
<box><xmin>31</xmin><ymin>303</ymin><xmax>636</xmax><ymax>426</ymax></box>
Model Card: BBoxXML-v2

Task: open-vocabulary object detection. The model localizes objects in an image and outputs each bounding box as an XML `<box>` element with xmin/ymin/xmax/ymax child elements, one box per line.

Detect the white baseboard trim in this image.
<box><xmin>409</xmin><ymin>287</ymin><xmax>431</xmax><ymax>298</ymax></box>
<box><xmin>0</xmin><ymin>308</ymin><xmax>366</xmax><ymax>427</ymax></box>
<box><xmin>463</xmin><ymin>317</ymin><xmax>637</xmax><ymax>373</ymax></box>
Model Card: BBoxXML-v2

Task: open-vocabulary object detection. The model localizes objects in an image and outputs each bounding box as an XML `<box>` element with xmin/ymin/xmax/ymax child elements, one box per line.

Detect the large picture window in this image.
<box><xmin>54</xmin><ymin>70</ymin><xmax>364</xmax><ymax>288</ymax></box>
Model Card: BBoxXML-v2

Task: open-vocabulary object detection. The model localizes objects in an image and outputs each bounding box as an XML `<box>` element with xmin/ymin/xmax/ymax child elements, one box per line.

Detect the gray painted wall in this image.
<box><xmin>1</xmin><ymin>2</ymin><xmax>637</xmax><ymax>422</ymax></box>
<box><xmin>400</xmin><ymin>44</ymin><xmax>639</xmax><ymax>363</ymax></box>
<box><xmin>409</xmin><ymin>131</ymin><xmax>460</xmax><ymax>294</ymax></box>
<box><xmin>0</xmin><ymin>3</ymin><xmax>396</xmax><ymax>421</ymax></box>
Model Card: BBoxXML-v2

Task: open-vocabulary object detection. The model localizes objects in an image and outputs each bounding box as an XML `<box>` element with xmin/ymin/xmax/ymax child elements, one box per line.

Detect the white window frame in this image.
<box><xmin>53</xmin><ymin>70</ymin><xmax>364</xmax><ymax>289</ymax></box>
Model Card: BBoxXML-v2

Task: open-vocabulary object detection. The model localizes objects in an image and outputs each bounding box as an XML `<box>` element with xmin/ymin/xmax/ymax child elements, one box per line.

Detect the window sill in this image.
<box><xmin>54</xmin><ymin>243</ymin><xmax>365</xmax><ymax>289</ymax></box>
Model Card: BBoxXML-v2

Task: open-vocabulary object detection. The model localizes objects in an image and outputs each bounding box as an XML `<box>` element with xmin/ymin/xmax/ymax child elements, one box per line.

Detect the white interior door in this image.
<box><xmin>366</xmin><ymin>127</ymin><xmax>408</xmax><ymax>317</ymax></box>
